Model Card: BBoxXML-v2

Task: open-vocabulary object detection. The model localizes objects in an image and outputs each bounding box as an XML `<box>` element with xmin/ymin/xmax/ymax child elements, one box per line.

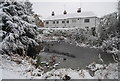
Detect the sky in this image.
<box><xmin>29</xmin><ymin>0</ymin><xmax>118</xmax><ymax>18</ymax></box>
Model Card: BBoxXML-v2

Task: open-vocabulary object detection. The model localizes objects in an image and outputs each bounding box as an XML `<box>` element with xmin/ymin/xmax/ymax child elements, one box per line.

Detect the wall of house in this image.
<box><xmin>44</xmin><ymin>17</ymin><xmax>98</xmax><ymax>30</ymax></box>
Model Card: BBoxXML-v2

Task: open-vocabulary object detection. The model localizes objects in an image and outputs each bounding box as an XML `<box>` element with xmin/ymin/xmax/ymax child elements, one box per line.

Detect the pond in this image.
<box><xmin>40</xmin><ymin>41</ymin><xmax>115</xmax><ymax>69</ymax></box>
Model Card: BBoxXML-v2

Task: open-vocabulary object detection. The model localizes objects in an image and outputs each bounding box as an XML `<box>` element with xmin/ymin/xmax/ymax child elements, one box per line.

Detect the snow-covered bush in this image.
<box><xmin>0</xmin><ymin>0</ymin><xmax>42</xmax><ymax>57</ymax></box>
<box><xmin>101</xmin><ymin>37</ymin><xmax>120</xmax><ymax>55</ymax></box>
<box><xmin>98</xmin><ymin>12</ymin><xmax>118</xmax><ymax>41</ymax></box>
<box><xmin>94</xmin><ymin>63</ymin><xmax>118</xmax><ymax>79</ymax></box>
<box><xmin>97</xmin><ymin>12</ymin><xmax>120</xmax><ymax>55</ymax></box>
<box><xmin>40</xmin><ymin>27</ymin><xmax>97</xmax><ymax>46</ymax></box>
<box><xmin>38</xmin><ymin>68</ymin><xmax>94</xmax><ymax>79</ymax></box>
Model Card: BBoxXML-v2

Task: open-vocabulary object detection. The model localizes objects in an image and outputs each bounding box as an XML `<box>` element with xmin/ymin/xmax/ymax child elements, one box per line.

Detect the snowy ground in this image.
<box><xmin>0</xmin><ymin>54</ymin><xmax>42</xmax><ymax>79</ymax></box>
<box><xmin>36</xmin><ymin>68</ymin><xmax>94</xmax><ymax>79</ymax></box>
<box><xmin>0</xmin><ymin>55</ymin><xmax>29</xmax><ymax>79</ymax></box>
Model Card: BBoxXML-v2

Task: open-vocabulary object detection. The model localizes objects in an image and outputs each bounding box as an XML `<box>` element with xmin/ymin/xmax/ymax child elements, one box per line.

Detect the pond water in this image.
<box><xmin>40</xmin><ymin>41</ymin><xmax>115</xmax><ymax>69</ymax></box>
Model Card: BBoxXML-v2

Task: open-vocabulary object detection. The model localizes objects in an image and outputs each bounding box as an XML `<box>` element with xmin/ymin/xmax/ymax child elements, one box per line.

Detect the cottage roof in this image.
<box><xmin>44</xmin><ymin>11</ymin><xmax>97</xmax><ymax>20</ymax></box>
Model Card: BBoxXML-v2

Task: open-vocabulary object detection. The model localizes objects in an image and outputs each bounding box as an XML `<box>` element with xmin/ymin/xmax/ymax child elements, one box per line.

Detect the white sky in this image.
<box><xmin>29</xmin><ymin>0</ymin><xmax>118</xmax><ymax>18</ymax></box>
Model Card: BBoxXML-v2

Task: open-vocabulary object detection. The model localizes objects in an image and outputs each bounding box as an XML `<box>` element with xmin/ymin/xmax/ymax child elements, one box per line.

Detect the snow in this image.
<box><xmin>2</xmin><ymin>69</ymin><xmax>26</xmax><ymax>79</ymax></box>
<box><xmin>0</xmin><ymin>0</ymin><xmax>40</xmax><ymax>56</ymax></box>
<box><xmin>36</xmin><ymin>68</ymin><xmax>94</xmax><ymax>79</ymax></box>
<box><xmin>45</xmin><ymin>11</ymin><xmax>97</xmax><ymax>20</ymax></box>
<box><xmin>1</xmin><ymin>55</ymin><xmax>27</xmax><ymax>79</ymax></box>
<box><xmin>86</xmin><ymin>63</ymin><xmax>104</xmax><ymax>72</ymax></box>
<box><xmin>35</xmin><ymin>63</ymin><xmax>118</xmax><ymax>79</ymax></box>
<box><xmin>38</xmin><ymin>27</ymin><xmax>79</xmax><ymax>30</ymax></box>
<box><xmin>0</xmin><ymin>54</ymin><xmax>42</xmax><ymax>79</ymax></box>
<box><xmin>94</xmin><ymin>63</ymin><xmax>118</xmax><ymax>79</ymax></box>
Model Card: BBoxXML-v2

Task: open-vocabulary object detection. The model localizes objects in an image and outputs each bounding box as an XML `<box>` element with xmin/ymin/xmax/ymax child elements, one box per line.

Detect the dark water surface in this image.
<box><xmin>40</xmin><ymin>41</ymin><xmax>115</xmax><ymax>69</ymax></box>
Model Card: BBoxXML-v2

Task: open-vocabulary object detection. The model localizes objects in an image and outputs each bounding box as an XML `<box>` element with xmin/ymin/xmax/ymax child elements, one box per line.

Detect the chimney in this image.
<box><xmin>77</xmin><ymin>8</ymin><xmax>81</xmax><ymax>13</ymax></box>
<box><xmin>52</xmin><ymin>11</ymin><xmax>55</xmax><ymax>16</ymax></box>
<box><xmin>63</xmin><ymin>10</ymin><xmax>67</xmax><ymax>15</ymax></box>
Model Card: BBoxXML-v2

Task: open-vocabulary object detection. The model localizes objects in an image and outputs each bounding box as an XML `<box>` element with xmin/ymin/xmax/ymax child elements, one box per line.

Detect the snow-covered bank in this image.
<box><xmin>1</xmin><ymin>53</ymin><xmax>93</xmax><ymax>79</ymax></box>
<box><xmin>94</xmin><ymin>63</ymin><xmax>118</xmax><ymax>79</ymax></box>
<box><xmin>37</xmin><ymin>68</ymin><xmax>94</xmax><ymax>79</ymax></box>
<box><xmin>35</xmin><ymin>63</ymin><xmax>118</xmax><ymax>79</ymax></box>
<box><xmin>0</xmin><ymin>42</ymin><xmax>40</xmax><ymax>79</ymax></box>
<box><xmin>0</xmin><ymin>55</ymin><xmax>36</xmax><ymax>79</ymax></box>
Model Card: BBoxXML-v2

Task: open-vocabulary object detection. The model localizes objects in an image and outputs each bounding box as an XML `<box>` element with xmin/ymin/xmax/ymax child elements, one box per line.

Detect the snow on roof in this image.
<box><xmin>45</xmin><ymin>11</ymin><xmax>97</xmax><ymax>20</ymax></box>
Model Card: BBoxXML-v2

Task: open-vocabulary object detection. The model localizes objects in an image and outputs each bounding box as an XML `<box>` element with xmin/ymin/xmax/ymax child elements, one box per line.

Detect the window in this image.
<box><xmin>56</xmin><ymin>21</ymin><xmax>59</xmax><ymax>24</ymax></box>
<box><xmin>84</xmin><ymin>19</ymin><xmax>90</xmax><ymax>23</ymax></box>
<box><xmin>46</xmin><ymin>21</ymin><xmax>49</xmax><ymax>24</ymax></box>
<box><xmin>53</xmin><ymin>21</ymin><xmax>55</xmax><ymax>24</ymax></box>
<box><xmin>62</xmin><ymin>21</ymin><xmax>65</xmax><ymax>23</ymax></box>
<box><xmin>66</xmin><ymin>20</ymin><xmax>69</xmax><ymax>23</ymax></box>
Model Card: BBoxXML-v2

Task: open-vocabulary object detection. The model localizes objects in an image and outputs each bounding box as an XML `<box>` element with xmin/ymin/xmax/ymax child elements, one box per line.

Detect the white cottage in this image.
<box><xmin>44</xmin><ymin>8</ymin><xmax>99</xmax><ymax>30</ymax></box>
